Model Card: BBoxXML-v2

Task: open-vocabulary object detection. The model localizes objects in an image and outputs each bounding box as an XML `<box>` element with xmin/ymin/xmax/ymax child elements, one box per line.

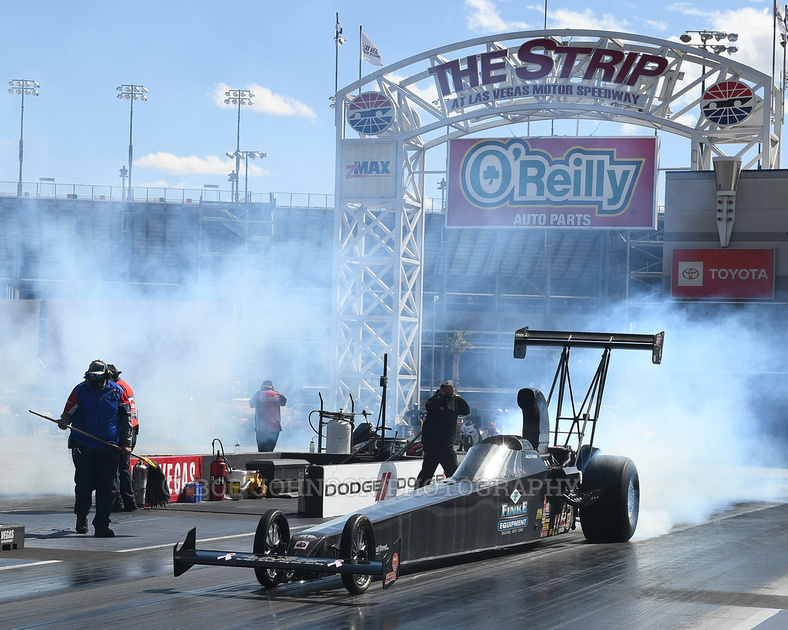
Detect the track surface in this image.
<box><xmin>1</xmin><ymin>496</ymin><xmax>787</xmax><ymax>630</ymax></box>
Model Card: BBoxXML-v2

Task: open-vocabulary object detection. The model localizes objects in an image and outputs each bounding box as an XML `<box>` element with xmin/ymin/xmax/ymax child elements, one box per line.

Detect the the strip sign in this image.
<box><xmin>672</xmin><ymin>249</ymin><xmax>775</xmax><ymax>299</ymax></box>
<box><xmin>447</xmin><ymin>136</ymin><xmax>657</xmax><ymax>229</ymax></box>
<box><xmin>428</xmin><ymin>36</ymin><xmax>669</xmax><ymax>114</ymax></box>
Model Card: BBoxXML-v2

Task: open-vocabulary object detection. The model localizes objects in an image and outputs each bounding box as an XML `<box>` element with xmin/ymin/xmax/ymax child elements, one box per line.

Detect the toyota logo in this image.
<box><xmin>682</xmin><ymin>267</ymin><xmax>700</xmax><ymax>281</ymax></box>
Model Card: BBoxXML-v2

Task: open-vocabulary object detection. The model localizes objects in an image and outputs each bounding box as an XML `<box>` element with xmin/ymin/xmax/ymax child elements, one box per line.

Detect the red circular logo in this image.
<box><xmin>391</xmin><ymin>553</ymin><xmax>399</xmax><ymax>571</ymax></box>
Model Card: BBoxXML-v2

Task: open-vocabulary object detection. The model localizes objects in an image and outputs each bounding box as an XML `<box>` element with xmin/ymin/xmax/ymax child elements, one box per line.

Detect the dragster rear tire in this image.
<box><xmin>339</xmin><ymin>514</ymin><xmax>376</xmax><ymax>594</ymax></box>
<box><xmin>579</xmin><ymin>455</ymin><xmax>639</xmax><ymax>543</ymax></box>
<box><xmin>253</xmin><ymin>509</ymin><xmax>290</xmax><ymax>588</ymax></box>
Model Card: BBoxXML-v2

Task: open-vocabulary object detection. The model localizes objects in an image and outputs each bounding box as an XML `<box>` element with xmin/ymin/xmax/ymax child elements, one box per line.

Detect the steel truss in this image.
<box><xmin>332</xmin><ymin>29</ymin><xmax>779</xmax><ymax>421</ymax></box>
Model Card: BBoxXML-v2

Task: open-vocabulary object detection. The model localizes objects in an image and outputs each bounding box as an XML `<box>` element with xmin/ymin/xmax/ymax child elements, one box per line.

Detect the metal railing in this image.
<box><xmin>0</xmin><ymin>180</ymin><xmax>336</xmax><ymax>210</ymax></box>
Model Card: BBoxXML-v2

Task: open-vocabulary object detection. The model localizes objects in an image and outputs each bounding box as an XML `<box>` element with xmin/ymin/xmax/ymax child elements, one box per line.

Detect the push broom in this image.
<box><xmin>29</xmin><ymin>409</ymin><xmax>170</xmax><ymax>507</ymax></box>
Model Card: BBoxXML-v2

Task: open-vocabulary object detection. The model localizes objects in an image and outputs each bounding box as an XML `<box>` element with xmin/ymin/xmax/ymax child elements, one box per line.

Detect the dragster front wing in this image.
<box><xmin>173</xmin><ymin>528</ymin><xmax>401</xmax><ymax>589</ymax></box>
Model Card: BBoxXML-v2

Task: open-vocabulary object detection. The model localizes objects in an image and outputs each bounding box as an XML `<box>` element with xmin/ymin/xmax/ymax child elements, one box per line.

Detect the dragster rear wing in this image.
<box><xmin>514</xmin><ymin>328</ymin><xmax>665</xmax><ymax>365</ymax></box>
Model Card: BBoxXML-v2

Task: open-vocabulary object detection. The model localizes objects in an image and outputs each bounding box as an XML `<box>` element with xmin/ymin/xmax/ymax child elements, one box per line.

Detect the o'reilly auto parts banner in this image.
<box><xmin>447</xmin><ymin>137</ymin><xmax>657</xmax><ymax>229</ymax></box>
<box><xmin>672</xmin><ymin>248</ymin><xmax>775</xmax><ymax>299</ymax></box>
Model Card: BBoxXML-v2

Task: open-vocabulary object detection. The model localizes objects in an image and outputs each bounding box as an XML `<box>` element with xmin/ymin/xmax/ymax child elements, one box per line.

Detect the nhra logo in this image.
<box><xmin>702</xmin><ymin>81</ymin><xmax>753</xmax><ymax>126</ymax></box>
<box><xmin>459</xmin><ymin>138</ymin><xmax>642</xmax><ymax>215</ymax></box>
<box><xmin>347</xmin><ymin>92</ymin><xmax>395</xmax><ymax>135</ymax></box>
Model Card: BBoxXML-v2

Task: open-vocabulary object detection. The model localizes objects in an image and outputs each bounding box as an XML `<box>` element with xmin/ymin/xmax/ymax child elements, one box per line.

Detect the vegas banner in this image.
<box><xmin>446</xmin><ymin>136</ymin><xmax>658</xmax><ymax>229</ymax></box>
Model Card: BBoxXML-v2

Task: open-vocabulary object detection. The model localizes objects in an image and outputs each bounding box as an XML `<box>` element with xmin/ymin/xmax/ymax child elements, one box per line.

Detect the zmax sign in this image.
<box><xmin>447</xmin><ymin>137</ymin><xmax>658</xmax><ymax>229</ymax></box>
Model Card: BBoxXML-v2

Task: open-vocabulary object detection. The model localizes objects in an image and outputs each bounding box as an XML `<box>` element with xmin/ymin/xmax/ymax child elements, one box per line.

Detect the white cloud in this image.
<box><xmin>464</xmin><ymin>0</ymin><xmax>531</xmax><ymax>33</ymax></box>
<box><xmin>135</xmin><ymin>152</ymin><xmax>267</xmax><ymax>177</ymax></box>
<box><xmin>548</xmin><ymin>8</ymin><xmax>631</xmax><ymax>31</ymax></box>
<box><xmin>214</xmin><ymin>83</ymin><xmax>317</xmax><ymax>119</ymax></box>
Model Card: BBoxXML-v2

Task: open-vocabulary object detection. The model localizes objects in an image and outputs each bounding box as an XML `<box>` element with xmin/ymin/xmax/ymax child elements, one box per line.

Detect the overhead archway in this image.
<box><xmin>330</xmin><ymin>29</ymin><xmax>778</xmax><ymax>420</ymax></box>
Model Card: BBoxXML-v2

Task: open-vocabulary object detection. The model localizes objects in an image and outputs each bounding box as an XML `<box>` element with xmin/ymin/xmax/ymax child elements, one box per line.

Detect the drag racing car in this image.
<box><xmin>173</xmin><ymin>327</ymin><xmax>664</xmax><ymax>594</ymax></box>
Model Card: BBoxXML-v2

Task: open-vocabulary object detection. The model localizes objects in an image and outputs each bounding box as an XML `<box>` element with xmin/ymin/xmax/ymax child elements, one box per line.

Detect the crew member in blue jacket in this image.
<box><xmin>59</xmin><ymin>359</ymin><xmax>132</xmax><ymax>538</ymax></box>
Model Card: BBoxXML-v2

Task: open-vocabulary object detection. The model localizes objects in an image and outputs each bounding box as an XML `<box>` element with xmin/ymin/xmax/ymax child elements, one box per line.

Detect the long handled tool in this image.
<box><xmin>29</xmin><ymin>409</ymin><xmax>170</xmax><ymax>507</ymax></box>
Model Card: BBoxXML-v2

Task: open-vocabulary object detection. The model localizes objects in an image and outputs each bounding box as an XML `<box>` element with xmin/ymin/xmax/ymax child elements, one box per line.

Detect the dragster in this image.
<box><xmin>173</xmin><ymin>327</ymin><xmax>664</xmax><ymax>594</ymax></box>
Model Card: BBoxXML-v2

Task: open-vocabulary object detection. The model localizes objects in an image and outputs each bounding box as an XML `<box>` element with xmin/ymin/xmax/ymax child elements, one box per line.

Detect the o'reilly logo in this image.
<box><xmin>459</xmin><ymin>139</ymin><xmax>643</xmax><ymax>215</ymax></box>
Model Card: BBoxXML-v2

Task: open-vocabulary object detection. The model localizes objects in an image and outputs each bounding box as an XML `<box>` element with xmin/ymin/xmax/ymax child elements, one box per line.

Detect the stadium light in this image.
<box><xmin>680</xmin><ymin>30</ymin><xmax>738</xmax><ymax>54</ymax></box>
<box><xmin>224</xmin><ymin>89</ymin><xmax>254</xmax><ymax>203</ymax></box>
<box><xmin>679</xmin><ymin>31</ymin><xmax>739</xmax><ymax>92</ymax></box>
<box><xmin>116</xmin><ymin>84</ymin><xmax>148</xmax><ymax>202</ymax></box>
<box><xmin>8</xmin><ymin>79</ymin><xmax>40</xmax><ymax>197</ymax></box>
<box><xmin>226</xmin><ymin>150</ymin><xmax>267</xmax><ymax>207</ymax></box>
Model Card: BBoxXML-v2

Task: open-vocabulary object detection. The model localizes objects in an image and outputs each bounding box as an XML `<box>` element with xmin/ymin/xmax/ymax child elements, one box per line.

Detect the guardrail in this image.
<box><xmin>0</xmin><ymin>181</ymin><xmax>451</xmax><ymax>212</ymax></box>
<box><xmin>0</xmin><ymin>181</ymin><xmax>338</xmax><ymax>210</ymax></box>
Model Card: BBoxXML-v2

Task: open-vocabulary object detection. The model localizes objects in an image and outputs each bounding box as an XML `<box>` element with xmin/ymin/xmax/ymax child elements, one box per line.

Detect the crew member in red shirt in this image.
<box><xmin>108</xmin><ymin>364</ymin><xmax>138</xmax><ymax>511</ymax></box>
<box><xmin>249</xmin><ymin>380</ymin><xmax>287</xmax><ymax>452</ymax></box>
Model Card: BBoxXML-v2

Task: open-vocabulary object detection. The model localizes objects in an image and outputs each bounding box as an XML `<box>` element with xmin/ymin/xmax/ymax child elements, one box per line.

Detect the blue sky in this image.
<box><xmin>0</xmin><ymin>0</ymin><xmax>783</xmax><ymax>199</ymax></box>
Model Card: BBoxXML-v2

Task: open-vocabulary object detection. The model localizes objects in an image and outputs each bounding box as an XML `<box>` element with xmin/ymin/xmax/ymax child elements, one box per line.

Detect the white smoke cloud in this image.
<box><xmin>558</xmin><ymin>303</ymin><xmax>788</xmax><ymax>539</ymax></box>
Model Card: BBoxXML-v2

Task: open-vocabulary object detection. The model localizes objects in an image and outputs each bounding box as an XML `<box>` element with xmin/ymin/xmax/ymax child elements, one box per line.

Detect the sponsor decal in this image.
<box><xmin>345</xmin><ymin>160</ymin><xmax>391</xmax><ymax>179</ymax></box>
<box><xmin>347</xmin><ymin>92</ymin><xmax>395</xmax><ymax>135</ymax></box>
<box><xmin>328</xmin><ymin>559</ymin><xmax>344</xmax><ymax>568</ymax></box>
<box><xmin>385</xmin><ymin>570</ymin><xmax>398</xmax><ymax>585</ymax></box>
<box><xmin>340</xmin><ymin>141</ymin><xmax>396</xmax><ymax>199</ymax></box>
<box><xmin>1</xmin><ymin>530</ymin><xmax>13</xmax><ymax>543</ymax></box>
<box><xmin>131</xmin><ymin>455</ymin><xmax>201</xmax><ymax>502</ymax></box>
<box><xmin>428</xmin><ymin>37</ymin><xmax>669</xmax><ymax>105</ymax></box>
<box><xmin>458</xmin><ymin>139</ymin><xmax>642</xmax><ymax>214</ymax></box>
<box><xmin>540</xmin><ymin>497</ymin><xmax>551</xmax><ymax>538</ymax></box>
<box><xmin>447</xmin><ymin>137</ymin><xmax>657</xmax><ymax>229</ymax></box>
<box><xmin>325</xmin><ymin>476</ymin><xmax>417</xmax><ymax>497</ymax></box>
<box><xmin>498</xmin><ymin>516</ymin><xmax>529</xmax><ymax>532</ymax></box>
<box><xmin>376</xmin><ymin>543</ymin><xmax>390</xmax><ymax>554</ymax></box>
<box><xmin>510</xmin><ymin>489</ymin><xmax>522</xmax><ymax>504</ymax></box>
<box><xmin>672</xmin><ymin>249</ymin><xmax>774</xmax><ymax>299</ymax></box>
<box><xmin>501</xmin><ymin>502</ymin><xmax>529</xmax><ymax>518</ymax></box>
<box><xmin>702</xmin><ymin>81</ymin><xmax>754</xmax><ymax>126</ymax></box>
<box><xmin>554</xmin><ymin>503</ymin><xmax>573</xmax><ymax>534</ymax></box>
<box><xmin>392</xmin><ymin>553</ymin><xmax>399</xmax><ymax>571</ymax></box>
<box><xmin>218</xmin><ymin>553</ymin><xmax>236</xmax><ymax>561</ymax></box>
<box><xmin>376</xmin><ymin>470</ymin><xmax>394</xmax><ymax>502</ymax></box>
<box><xmin>294</xmin><ymin>540</ymin><xmax>309</xmax><ymax>550</ymax></box>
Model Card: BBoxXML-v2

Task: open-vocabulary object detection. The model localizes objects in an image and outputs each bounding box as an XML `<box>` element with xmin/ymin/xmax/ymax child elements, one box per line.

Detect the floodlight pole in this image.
<box><xmin>8</xmin><ymin>79</ymin><xmax>40</xmax><ymax>197</ymax></box>
<box><xmin>224</xmin><ymin>89</ymin><xmax>254</xmax><ymax>203</ymax></box>
<box><xmin>116</xmin><ymin>84</ymin><xmax>148</xmax><ymax>202</ymax></box>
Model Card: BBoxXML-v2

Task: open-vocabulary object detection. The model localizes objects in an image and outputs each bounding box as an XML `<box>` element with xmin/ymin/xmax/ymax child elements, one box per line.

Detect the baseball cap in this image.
<box><xmin>85</xmin><ymin>360</ymin><xmax>108</xmax><ymax>379</ymax></box>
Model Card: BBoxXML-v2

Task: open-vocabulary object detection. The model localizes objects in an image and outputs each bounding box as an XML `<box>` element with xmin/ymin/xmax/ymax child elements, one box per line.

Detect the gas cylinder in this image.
<box><xmin>326</xmin><ymin>418</ymin><xmax>352</xmax><ymax>454</ymax></box>
<box><xmin>209</xmin><ymin>438</ymin><xmax>227</xmax><ymax>501</ymax></box>
<box><xmin>132</xmin><ymin>459</ymin><xmax>147</xmax><ymax>507</ymax></box>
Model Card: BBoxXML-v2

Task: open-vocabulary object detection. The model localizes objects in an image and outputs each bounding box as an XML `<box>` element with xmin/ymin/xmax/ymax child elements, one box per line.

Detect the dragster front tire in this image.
<box><xmin>579</xmin><ymin>455</ymin><xmax>639</xmax><ymax>543</ymax></box>
<box><xmin>339</xmin><ymin>514</ymin><xmax>376</xmax><ymax>594</ymax></box>
<box><xmin>253</xmin><ymin>509</ymin><xmax>290</xmax><ymax>588</ymax></box>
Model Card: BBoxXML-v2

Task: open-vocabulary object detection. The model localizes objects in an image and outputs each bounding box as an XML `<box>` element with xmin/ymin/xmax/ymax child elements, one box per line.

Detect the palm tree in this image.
<box><xmin>447</xmin><ymin>330</ymin><xmax>474</xmax><ymax>386</ymax></box>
